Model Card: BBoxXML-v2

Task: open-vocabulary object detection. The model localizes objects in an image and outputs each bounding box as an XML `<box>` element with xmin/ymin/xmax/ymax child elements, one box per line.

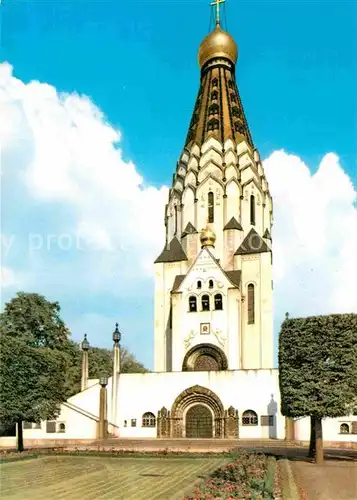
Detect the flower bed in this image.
<box><xmin>185</xmin><ymin>450</ymin><xmax>276</xmax><ymax>499</ymax></box>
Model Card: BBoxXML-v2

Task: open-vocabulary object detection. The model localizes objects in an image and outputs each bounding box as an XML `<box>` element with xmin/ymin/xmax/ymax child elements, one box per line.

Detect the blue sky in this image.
<box><xmin>1</xmin><ymin>0</ymin><xmax>357</xmax><ymax>369</ymax></box>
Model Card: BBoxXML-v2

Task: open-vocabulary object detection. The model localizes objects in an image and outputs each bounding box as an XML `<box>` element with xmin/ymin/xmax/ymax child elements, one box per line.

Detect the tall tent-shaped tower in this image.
<box><xmin>154</xmin><ymin>5</ymin><xmax>273</xmax><ymax>373</ymax></box>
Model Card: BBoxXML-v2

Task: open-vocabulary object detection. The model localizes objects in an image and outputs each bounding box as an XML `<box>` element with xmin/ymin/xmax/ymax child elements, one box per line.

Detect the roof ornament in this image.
<box><xmin>210</xmin><ymin>0</ymin><xmax>225</xmax><ymax>26</ymax></box>
<box><xmin>200</xmin><ymin>220</ymin><xmax>216</xmax><ymax>248</ymax></box>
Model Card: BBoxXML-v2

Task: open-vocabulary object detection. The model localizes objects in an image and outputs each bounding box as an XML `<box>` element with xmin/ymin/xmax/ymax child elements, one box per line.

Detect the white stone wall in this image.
<box><xmin>295</xmin><ymin>416</ymin><xmax>357</xmax><ymax>443</ymax></box>
<box><xmin>116</xmin><ymin>370</ymin><xmax>284</xmax><ymax>439</ymax></box>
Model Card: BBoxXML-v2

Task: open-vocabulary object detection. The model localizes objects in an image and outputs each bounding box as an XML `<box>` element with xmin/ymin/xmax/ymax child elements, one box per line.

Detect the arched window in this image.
<box><xmin>250</xmin><ymin>195</ymin><xmax>255</xmax><ymax>225</ymax></box>
<box><xmin>214</xmin><ymin>294</ymin><xmax>223</xmax><ymax>310</ymax></box>
<box><xmin>211</xmin><ymin>90</ymin><xmax>218</xmax><ymax>100</ymax></box>
<box><xmin>228</xmin><ymin>79</ymin><xmax>233</xmax><ymax>89</ymax></box>
<box><xmin>142</xmin><ymin>412</ymin><xmax>156</xmax><ymax>427</ymax></box>
<box><xmin>242</xmin><ymin>410</ymin><xmax>258</xmax><ymax>426</ymax></box>
<box><xmin>230</xmin><ymin>93</ymin><xmax>237</xmax><ymax>103</ymax></box>
<box><xmin>58</xmin><ymin>423</ymin><xmax>66</xmax><ymax>433</ymax></box>
<box><xmin>209</xmin><ymin>279</ymin><xmax>214</xmax><ymax>289</ymax></box>
<box><xmin>197</xmin><ymin>280</ymin><xmax>202</xmax><ymax>289</ymax></box>
<box><xmin>340</xmin><ymin>423</ymin><xmax>350</xmax><ymax>434</ymax></box>
<box><xmin>212</xmin><ymin>77</ymin><xmax>218</xmax><ymax>87</ymax></box>
<box><xmin>208</xmin><ymin>191</ymin><xmax>214</xmax><ymax>222</ymax></box>
<box><xmin>232</xmin><ymin>107</ymin><xmax>241</xmax><ymax>118</ymax></box>
<box><xmin>189</xmin><ymin>296</ymin><xmax>197</xmax><ymax>312</ymax></box>
<box><xmin>247</xmin><ymin>284</ymin><xmax>255</xmax><ymax>324</ymax></box>
<box><xmin>208</xmin><ymin>103</ymin><xmax>219</xmax><ymax>116</ymax></box>
<box><xmin>207</xmin><ymin>118</ymin><xmax>219</xmax><ymax>131</ymax></box>
<box><xmin>202</xmin><ymin>295</ymin><xmax>210</xmax><ymax>311</ymax></box>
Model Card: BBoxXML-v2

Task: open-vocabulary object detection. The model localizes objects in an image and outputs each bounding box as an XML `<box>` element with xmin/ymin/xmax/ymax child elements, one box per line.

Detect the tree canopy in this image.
<box><xmin>279</xmin><ymin>313</ymin><xmax>357</xmax><ymax>464</ymax></box>
<box><xmin>279</xmin><ymin>313</ymin><xmax>357</xmax><ymax>419</ymax></box>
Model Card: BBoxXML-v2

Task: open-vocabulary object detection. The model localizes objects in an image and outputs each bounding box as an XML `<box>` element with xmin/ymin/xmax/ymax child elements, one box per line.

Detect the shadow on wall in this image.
<box><xmin>268</xmin><ymin>393</ymin><xmax>278</xmax><ymax>439</ymax></box>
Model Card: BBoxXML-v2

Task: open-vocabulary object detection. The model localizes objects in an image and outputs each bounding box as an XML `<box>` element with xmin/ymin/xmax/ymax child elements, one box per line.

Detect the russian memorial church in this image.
<box><xmin>14</xmin><ymin>12</ymin><xmax>356</xmax><ymax>445</ymax></box>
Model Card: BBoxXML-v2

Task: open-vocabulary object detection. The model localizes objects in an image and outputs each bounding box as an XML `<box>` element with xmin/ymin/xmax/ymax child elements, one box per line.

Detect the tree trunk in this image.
<box><xmin>308</xmin><ymin>416</ymin><xmax>316</xmax><ymax>458</ymax></box>
<box><xmin>17</xmin><ymin>420</ymin><xmax>24</xmax><ymax>452</ymax></box>
<box><xmin>315</xmin><ymin>417</ymin><xmax>324</xmax><ymax>465</ymax></box>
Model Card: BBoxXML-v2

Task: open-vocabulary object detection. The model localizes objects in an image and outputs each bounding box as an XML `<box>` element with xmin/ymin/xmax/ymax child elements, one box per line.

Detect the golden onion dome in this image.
<box><xmin>198</xmin><ymin>23</ymin><xmax>238</xmax><ymax>68</ymax></box>
<box><xmin>200</xmin><ymin>224</ymin><xmax>216</xmax><ymax>248</ymax></box>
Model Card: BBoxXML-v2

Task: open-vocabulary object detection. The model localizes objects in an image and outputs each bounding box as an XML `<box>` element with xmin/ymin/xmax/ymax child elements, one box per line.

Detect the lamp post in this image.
<box><xmin>81</xmin><ymin>334</ymin><xmax>90</xmax><ymax>391</ymax></box>
<box><xmin>111</xmin><ymin>323</ymin><xmax>121</xmax><ymax>426</ymax></box>
<box><xmin>98</xmin><ymin>374</ymin><xmax>108</xmax><ymax>439</ymax></box>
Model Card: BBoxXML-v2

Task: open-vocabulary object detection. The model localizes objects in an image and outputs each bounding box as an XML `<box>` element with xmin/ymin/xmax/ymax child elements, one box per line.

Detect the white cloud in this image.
<box><xmin>1</xmin><ymin>63</ymin><xmax>168</xmax><ymax>293</ymax></box>
<box><xmin>1</xmin><ymin>62</ymin><xmax>356</xmax><ymax>356</ymax></box>
<box><xmin>0</xmin><ymin>266</ymin><xmax>19</xmax><ymax>288</ymax></box>
<box><xmin>264</xmin><ymin>150</ymin><xmax>357</xmax><ymax>317</ymax></box>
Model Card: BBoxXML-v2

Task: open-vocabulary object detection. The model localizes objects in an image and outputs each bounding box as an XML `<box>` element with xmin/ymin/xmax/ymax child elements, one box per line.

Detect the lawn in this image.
<box><xmin>0</xmin><ymin>455</ymin><xmax>229</xmax><ymax>500</ymax></box>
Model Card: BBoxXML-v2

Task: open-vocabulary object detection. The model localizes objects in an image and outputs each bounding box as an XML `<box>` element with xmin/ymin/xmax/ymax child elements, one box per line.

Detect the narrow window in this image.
<box><xmin>211</xmin><ymin>90</ymin><xmax>218</xmax><ymax>100</ymax></box>
<box><xmin>197</xmin><ymin>280</ymin><xmax>202</xmax><ymax>289</ymax></box>
<box><xmin>202</xmin><ymin>295</ymin><xmax>210</xmax><ymax>311</ymax></box>
<box><xmin>124</xmin><ymin>420</ymin><xmax>127</xmax><ymax>427</ymax></box>
<box><xmin>242</xmin><ymin>410</ymin><xmax>258</xmax><ymax>426</ymax></box>
<box><xmin>209</xmin><ymin>279</ymin><xmax>214</xmax><ymax>289</ymax></box>
<box><xmin>214</xmin><ymin>294</ymin><xmax>223</xmax><ymax>310</ymax></box>
<box><xmin>235</xmin><ymin>122</ymin><xmax>244</xmax><ymax>134</ymax></box>
<box><xmin>58</xmin><ymin>423</ymin><xmax>66</xmax><ymax>433</ymax></box>
<box><xmin>131</xmin><ymin>419</ymin><xmax>137</xmax><ymax>427</ymax></box>
<box><xmin>212</xmin><ymin>77</ymin><xmax>218</xmax><ymax>87</ymax></box>
<box><xmin>247</xmin><ymin>284</ymin><xmax>255</xmax><ymax>324</ymax></box>
<box><xmin>250</xmin><ymin>195</ymin><xmax>255</xmax><ymax>225</ymax></box>
<box><xmin>340</xmin><ymin>423</ymin><xmax>350</xmax><ymax>434</ymax></box>
<box><xmin>174</xmin><ymin>205</ymin><xmax>178</xmax><ymax>234</ymax></box>
<box><xmin>208</xmin><ymin>103</ymin><xmax>219</xmax><ymax>115</ymax></box>
<box><xmin>228</xmin><ymin>80</ymin><xmax>233</xmax><ymax>89</ymax></box>
<box><xmin>231</xmin><ymin>93</ymin><xmax>237</xmax><ymax>103</ymax></box>
<box><xmin>189</xmin><ymin>296</ymin><xmax>197</xmax><ymax>312</ymax></box>
<box><xmin>232</xmin><ymin>107</ymin><xmax>241</xmax><ymax>117</ymax></box>
<box><xmin>142</xmin><ymin>412</ymin><xmax>156</xmax><ymax>428</ymax></box>
<box><xmin>208</xmin><ymin>192</ymin><xmax>214</xmax><ymax>223</ymax></box>
<box><xmin>207</xmin><ymin>118</ymin><xmax>219</xmax><ymax>131</ymax></box>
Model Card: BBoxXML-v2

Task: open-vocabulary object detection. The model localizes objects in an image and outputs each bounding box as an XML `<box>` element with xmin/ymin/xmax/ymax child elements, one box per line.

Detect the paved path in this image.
<box><xmin>292</xmin><ymin>460</ymin><xmax>357</xmax><ymax>500</ymax></box>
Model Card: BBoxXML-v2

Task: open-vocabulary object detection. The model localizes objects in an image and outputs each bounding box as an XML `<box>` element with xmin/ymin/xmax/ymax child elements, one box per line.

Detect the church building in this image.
<box><xmin>8</xmin><ymin>3</ymin><xmax>356</xmax><ymax>446</ymax></box>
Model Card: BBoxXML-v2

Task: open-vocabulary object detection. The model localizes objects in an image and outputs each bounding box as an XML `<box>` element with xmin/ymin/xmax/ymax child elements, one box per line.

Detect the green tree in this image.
<box><xmin>0</xmin><ymin>292</ymin><xmax>69</xmax><ymax>349</ymax></box>
<box><xmin>0</xmin><ymin>335</ymin><xmax>68</xmax><ymax>451</ymax></box>
<box><xmin>279</xmin><ymin>313</ymin><xmax>357</xmax><ymax>464</ymax></box>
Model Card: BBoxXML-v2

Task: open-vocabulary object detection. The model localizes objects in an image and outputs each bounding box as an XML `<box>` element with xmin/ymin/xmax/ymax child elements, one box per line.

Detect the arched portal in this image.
<box><xmin>182</xmin><ymin>343</ymin><xmax>228</xmax><ymax>372</ymax></box>
<box><xmin>186</xmin><ymin>404</ymin><xmax>213</xmax><ymax>438</ymax></box>
<box><xmin>170</xmin><ymin>385</ymin><xmax>224</xmax><ymax>438</ymax></box>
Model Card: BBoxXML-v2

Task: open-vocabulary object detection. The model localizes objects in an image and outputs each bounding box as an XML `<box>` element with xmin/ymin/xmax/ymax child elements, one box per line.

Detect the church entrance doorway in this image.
<box><xmin>185</xmin><ymin>404</ymin><xmax>213</xmax><ymax>438</ymax></box>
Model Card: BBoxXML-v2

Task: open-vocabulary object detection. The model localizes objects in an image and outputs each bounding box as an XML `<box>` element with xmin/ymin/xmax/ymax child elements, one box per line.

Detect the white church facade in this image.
<box><xmin>4</xmin><ymin>9</ymin><xmax>356</xmax><ymax>448</ymax></box>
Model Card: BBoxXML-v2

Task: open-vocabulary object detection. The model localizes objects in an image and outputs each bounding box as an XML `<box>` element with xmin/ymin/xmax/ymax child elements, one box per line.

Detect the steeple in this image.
<box><xmin>184</xmin><ymin>5</ymin><xmax>253</xmax><ymax>149</ymax></box>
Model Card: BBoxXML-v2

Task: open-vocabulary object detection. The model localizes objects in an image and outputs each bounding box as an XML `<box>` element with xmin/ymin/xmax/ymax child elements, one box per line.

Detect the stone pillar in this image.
<box><xmin>111</xmin><ymin>323</ymin><xmax>121</xmax><ymax>426</ymax></box>
<box><xmin>224</xmin><ymin>406</ymin><xmax>239</xmax><ymax>438</ymax></box>
<box><xmin>98</xmin><ymin>375</ymin><xmax>108</xmax><ymax>439</ymax></box>
<box><xmin>285</xmin><ymin>417</ymin><xmax>295</xmax><ymax>441</ymax></box>
<box><xmin>81</xmin><ymin>334</ymin><xmax>89</xmax><ymax>391</ymax></box>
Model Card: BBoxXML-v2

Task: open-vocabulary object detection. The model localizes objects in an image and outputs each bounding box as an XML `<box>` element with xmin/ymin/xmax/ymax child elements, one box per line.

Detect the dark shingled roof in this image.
<box><xmin>224</xmin><ymin>217</ymin><xmax>243</xmax><ymax>231</ymax></box>
<box><xmin>234</xmin><ymin>228</ymin><xmax>270</xmax><ymax>255</ymax></box>
<box><xmin>263</xmin><ymin>229</ymin><xmax>272</xmax><ymax>240</ymax></box>
<box><xmin>182</xmin><ymin>222</ymin><xmax>198</xmax><ymax>237</ymax></box>
<box><xmin>225</xmin><ymin>270</ymin><xmax>242</xmax><ymax>287</ymax></box>
<box><xmin>154</xmin><ymin>237</ymin><xmax>188</xmax><ymax>264</ymax></box>
<box><xmin>172</xmin><ymin>275</ymin><xmax>186</xmax><ymax>292</ymax></box>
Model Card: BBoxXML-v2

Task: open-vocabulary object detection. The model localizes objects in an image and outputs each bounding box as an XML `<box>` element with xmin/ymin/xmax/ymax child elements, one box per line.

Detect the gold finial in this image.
<box><xmin>200</xmin><ymin>223</ymin><xmax>216</xmax><ymax>248</ymax></box>
<box><xmin>210</xmin><ymin>0</ymin><xmax>225</xmax><ymax>26</ymax></box>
